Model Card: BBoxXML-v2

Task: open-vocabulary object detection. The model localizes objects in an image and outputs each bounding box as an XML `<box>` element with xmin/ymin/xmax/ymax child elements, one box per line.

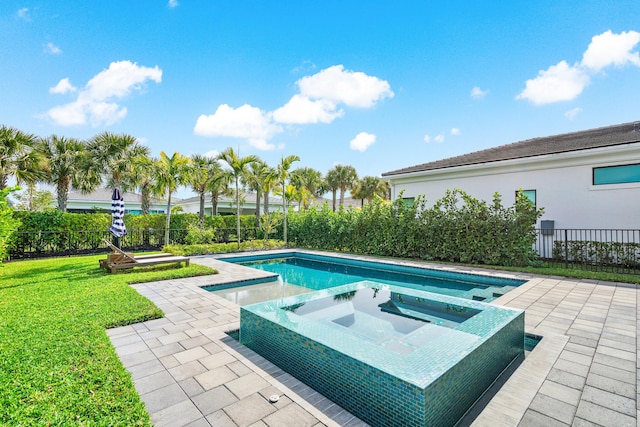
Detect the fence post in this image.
<box><xmin>564</xmin><ymin>229</ymin><xmax>569</xmax><ymax>270</ymax></box>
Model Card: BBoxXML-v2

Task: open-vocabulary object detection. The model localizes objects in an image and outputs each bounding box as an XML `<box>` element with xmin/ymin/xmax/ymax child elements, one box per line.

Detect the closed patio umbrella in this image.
<box><xmin>109</xmin><ymin>188</ymin><xmax>126</xmax><ymax>248</ymax></box>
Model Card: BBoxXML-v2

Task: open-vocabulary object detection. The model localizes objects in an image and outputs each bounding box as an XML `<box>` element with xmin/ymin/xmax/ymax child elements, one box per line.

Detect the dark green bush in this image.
<box><xmin>164</xmin><ymin>239</ymin><xmax>285</xmax><ymax>256</ymax></box>
<box><xmin>285</xmin><ymin>189</ymin><xmax>543</xmax><ymax>267</ymax></box>
<box><xmin>9</xmin><ymin>212</ymin><xmax>260</xmax><ymax>255</ymax></box>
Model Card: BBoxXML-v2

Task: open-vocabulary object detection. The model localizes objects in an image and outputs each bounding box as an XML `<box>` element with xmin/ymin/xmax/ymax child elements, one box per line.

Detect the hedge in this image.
<box><xmin>281</xmin><ymin>189</ymin><xmax>543</xmax><ymax>267</ymax></box>
<box><xmin>9</xmin><ymin>212</ymin><xmax>260</xmax><ymax>256</ymax></box>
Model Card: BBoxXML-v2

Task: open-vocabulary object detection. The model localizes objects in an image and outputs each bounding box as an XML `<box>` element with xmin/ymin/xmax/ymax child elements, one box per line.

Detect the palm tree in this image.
<box><xmin>376</xmin><ymin>179</ymin><xmax>391</xmax><ymax>200</ymax></box>
<box><xmin>353</xmin><ymin>176</ymin><xmax>381</xmax><ymax>207</ymax></box>
<box><xmin>335</xmin><ymin>165</ymin><xmax>358</xmax><ymax>207</ymax></box>
<box><xmin>324</xmin><ymin>168</ymin><xmax>340</xmax><ymax>212</ymax></box>
<box><xmin>154</xmin><ymin>152</ymin><xmax>191</xmax><ymax>245</ymax></box>
<box><xmin>126</xmin><ymin>155</ymin><xmax>156</xmax><ymax>215</ymax></box>
<box><xmin>0</xmin><ymin>125</ymin><xmax>46</xmax><ymax>190</ymax></box>
<box><xmin>276</xmin><ymin>155</ymin><xmax>300</xmax><ymax>244</ymax></box>
<box><xmin>260</xmin><ymin>165</ymin><xmax>278</xmax><ymax>217</ymax></box>
<box><xmin>217</xmin><ymin>147</ymin><xmax>259</xmax><ymax>248</ymax></box>
<box><xmin>86</xmin><ymin>131</ymin><xmax>150</xmax><ymax>192</ymax></box>
<box><xmin>290</xmin><ymin>167</ymin><xmax>324</xmax><ymax>209</ymax></box>
<box><xmin>206</xmin><ymin>166</ymin><xmax>232</xmax><ymax>216</ymax></box>
<box><xmin>326</xmin><ymin>164</ymin><xmax>358</xmax><ymax>209</ymax></box>
<box><xmin>188</xmin><ymin>154</ymin><xmax>221</xmax><ymax>224</ymax></box>
<box><xmin>242</xmin><ymin>160</ymin><xmax>270</xmax><ymax>226</ymax></box>
<box><xmin>41</xmin><ymin>135</ymin><xmax>86</xmax><ymax>211</ymax></box>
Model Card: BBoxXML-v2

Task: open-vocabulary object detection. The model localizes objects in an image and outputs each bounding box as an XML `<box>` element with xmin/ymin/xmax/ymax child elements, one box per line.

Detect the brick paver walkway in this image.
<box><xmin>107</xmin><ymin>251</ymin><xmax>638</xmax><ymax>426</ymax></box>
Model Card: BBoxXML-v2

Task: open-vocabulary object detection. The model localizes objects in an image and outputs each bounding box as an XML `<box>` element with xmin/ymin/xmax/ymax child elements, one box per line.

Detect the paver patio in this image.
<box><xmin>107</xmin><ymin>250</ymin><xmax>638</xmax><ymax>426</ymax></box>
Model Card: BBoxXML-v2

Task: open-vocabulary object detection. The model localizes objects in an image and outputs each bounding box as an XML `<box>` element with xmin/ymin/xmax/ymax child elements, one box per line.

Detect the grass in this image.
<box><xmin>0</xmin><ymin>254</ymin><xmax>216</xmax><ymax>426</ymax></box>
<box><xmin>466</xmin><ymin>264</ymin><xmax>640</xmax><ymax>284</ymax></box>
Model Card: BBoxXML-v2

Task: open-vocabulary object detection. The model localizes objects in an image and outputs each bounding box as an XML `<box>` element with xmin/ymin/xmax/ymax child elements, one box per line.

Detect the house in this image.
<box><xmin>65</xmin><ymin>188</ymin><xmax>168</xmax><ymax>214</ymax></box>
<box><xmin>382</xmin><ymin>121</ymin><xmax>640</xmax><ymax>230</ymax></box>
<box><xmin>178</xmin><ymin>192</ymin><xmax>285</xmax><ymax>216</ymax></box>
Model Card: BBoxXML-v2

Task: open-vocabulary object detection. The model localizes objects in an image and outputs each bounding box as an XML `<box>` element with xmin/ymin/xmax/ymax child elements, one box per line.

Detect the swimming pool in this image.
<box><xmin>210</xmin><ymin>251</ymin><xmax>526</xmax><ymax>305</ymax></box>
<box><xmin>240</xmin><ymin>280</ymin><xmax>525</xmax><ymax>427</ymax></box>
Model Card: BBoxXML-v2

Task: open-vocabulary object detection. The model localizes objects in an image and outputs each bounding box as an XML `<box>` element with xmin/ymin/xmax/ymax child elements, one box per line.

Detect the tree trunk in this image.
<box><xmin>332</xmin><ymin>189</ymin><xmax>337</xmax><ymax>212</ymax></box>
<box><xmin>211</xmin><ymin>193</ymin><xmax>219</xmax><ymax>216</ymax></box>
<box><xmin>235</xmin><ymin>177</ymin><xmax>241</xmax><ymax>249</ymax></box>
<box><xmin>164</xmin><ymin>191</ymin><xmax>172</xmax><ymax>246</ymax></box>
<box><xmin>282</xmin><ymin>182</ymin><xmax>287</xmax><ymax>244</ymax></box>
<box><xmin>339</xmin><ymin>187</ymin><xmax>345</xmax><ymax>208</ymax></box>
<box><xmin>57</xmin><ymin>176</ymin><xmax>70</xmax><ymax>211</ymax></box>
<box><xmin>141</xmin><ymin>184</ymin><xmax>151</xmax><ymax>215</ymax></box>
<box><xmin>264</xmin><ymin>190</ymin><xmax>270</xmax><ymax>214</ymax></box>
<box><xmin>199</xmin><ymin>192</ymin><xmax>205</xmax><ymax>225</ymax></box>
<box><xmin>255</xmin><ymin>189</ymin><xmax>261</xmax><ymax>227</ymax></box>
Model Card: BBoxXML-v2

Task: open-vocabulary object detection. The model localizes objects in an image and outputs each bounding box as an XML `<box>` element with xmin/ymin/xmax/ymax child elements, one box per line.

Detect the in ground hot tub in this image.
<box><xmin>240</xmin><ymin>281</ymin><xmax>524</xmax><ymax>427</ymax></box>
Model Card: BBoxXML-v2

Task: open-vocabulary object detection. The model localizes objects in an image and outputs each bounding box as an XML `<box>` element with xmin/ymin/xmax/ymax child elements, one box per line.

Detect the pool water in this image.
<box><xmin>284</xmin><ymin>286</ymin><xmax>482</xmax><ymax>354</ymax></box>
<box><xmin>211</xmin><ymin>252</ymin><xmax>525</xmax><ymax>305</ymax></box>
<box><xmin>240</xmin><ymin>281</ymin><xmax>525</xmax><ymax>427</ymax></box>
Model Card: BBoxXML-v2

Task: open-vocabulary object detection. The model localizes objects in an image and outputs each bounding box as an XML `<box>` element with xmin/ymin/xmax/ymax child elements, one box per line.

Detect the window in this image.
<box><xmin>593</xmin><ymin>163</ymin><xmax>640</xmax><ymax>185</ymax></box>
<box><xmin>517</xmin><ymin>190</ymin><xmax>536</xmax><ymax>207</ymax></box>
<box><xmin>402</xmin><ymin>197</ymin><xmax>415</xmax><ymax>207</ymax></box>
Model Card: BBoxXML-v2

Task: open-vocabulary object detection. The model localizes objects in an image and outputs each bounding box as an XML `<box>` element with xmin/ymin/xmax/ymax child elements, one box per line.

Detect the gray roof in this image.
<box><xmin>382</xmin><ymin>121</ymin><xmax>640</xmax><ymax>177</ymax></box>
<box><xmin>67</xmin><ymin>188</ymin><xmax>168</xmax><ymax>203</ymax></box>
<box><xmin>179</xmin><ymin>191</ymin><xmax>283</xmax><ymax>205</ymax></box>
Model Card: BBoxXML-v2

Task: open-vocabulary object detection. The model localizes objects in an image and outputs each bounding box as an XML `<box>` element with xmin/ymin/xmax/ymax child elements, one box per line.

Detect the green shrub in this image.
<box><xmin>286</xmin><ymin>189</ymin><xmax>543</xmax><ymax>267</ymax></box>
<box><xmin>185</xmin><ymin>223</ymin><xmax>217</xmax><ymax>245</ymax></box>
<box><xmin>0</xmin><ymin>187</ymin><xmax>21</xmax><ymax>262</ymax></box>
<box><xmin>164</xmin><ymin>239</ymin><xmax>286</xmax><ymax>256</ymax></box>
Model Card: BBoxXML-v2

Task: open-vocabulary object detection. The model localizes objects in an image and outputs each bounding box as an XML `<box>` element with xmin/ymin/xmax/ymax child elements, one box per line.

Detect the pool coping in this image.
<box><xmin>108</xmin><ymin>249</ymin><xmax>638</xmax><ymax>426</ymax></box>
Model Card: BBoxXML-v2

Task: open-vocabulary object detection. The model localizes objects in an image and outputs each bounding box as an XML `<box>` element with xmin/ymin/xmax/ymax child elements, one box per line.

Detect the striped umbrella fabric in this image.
<box><xmin>109</xmin><ymin>188</ymin><xmax>127</xmax><ymax>239</ymax></box>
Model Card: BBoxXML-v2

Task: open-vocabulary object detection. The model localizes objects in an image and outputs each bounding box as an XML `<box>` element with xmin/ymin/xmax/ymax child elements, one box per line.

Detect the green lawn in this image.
<box><xmin>0</xmin><ymin>255</ymin><xmax>216</xmax><ymax>426</ymax></box>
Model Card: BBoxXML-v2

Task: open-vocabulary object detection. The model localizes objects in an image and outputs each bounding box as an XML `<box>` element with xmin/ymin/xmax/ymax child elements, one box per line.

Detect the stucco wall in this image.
<box><xmin>388</xmin><ymin>145</ymin><xmax>640</xmax><ymax>230</ymax></box>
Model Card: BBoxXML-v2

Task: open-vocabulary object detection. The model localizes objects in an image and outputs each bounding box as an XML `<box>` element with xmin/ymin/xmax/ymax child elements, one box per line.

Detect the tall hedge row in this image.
<box><xmin>11</xmin><ymin>211</ymin><xmax>258</xmax><ymax>233</ymax></box>
<box><xmin>9</xmin><ymin>211</ymin><xmax>259</xmax><ymax>255</ymax></box>
<box><xmin>284</xmin><ymin>189</ymin><xmax>543</xmax><ymax>267</ymax></box>
<box><xmin>10</xmin><ymin>189</ymin><xmax>542</xmax><ymax>267</ymax></box>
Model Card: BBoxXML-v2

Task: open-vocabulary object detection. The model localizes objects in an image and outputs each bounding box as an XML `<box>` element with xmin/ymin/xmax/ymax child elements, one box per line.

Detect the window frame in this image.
<box><xmin>593</xmin><ymin>163</ymin><xmax>640</xmax><ymax>186</ymax></box>
<box><xmin>517</xmin><ymin>189</ymin><xmax>536</xmax><ymax>208</ymax></box>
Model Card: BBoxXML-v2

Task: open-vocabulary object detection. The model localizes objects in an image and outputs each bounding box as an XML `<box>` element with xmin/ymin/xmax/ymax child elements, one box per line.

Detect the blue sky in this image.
<box><xmin>2</xmin><ymin>1</ymin><xmax>640</xmax><ymax>198</ymax></box>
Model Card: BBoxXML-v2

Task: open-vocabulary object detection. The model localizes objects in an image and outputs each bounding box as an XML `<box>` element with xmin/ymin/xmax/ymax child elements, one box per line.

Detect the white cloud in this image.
<box><xmin>292</xmin><ymin>60</ymin><xmax>316</xmax><ymax>74</ymax></box>
<box><xmin>518</xmin><ymin>30</ymin><xmax>640</xmax><ymax>105</ymax></box>
<box><xmin>470</xmin><ymin>86</ymin><xmax>489</xmax><ymax>99</ymax></box>
<box><xmin>349</xmin><ymin>132</ymin><xmax>376</xmax><ymax>152</ymax></box>
<box><xmin>49</xmin><ymin>78</ymin><xmax>76</xmax><ymax>94</ymax></box>
<box><xmin>194</xmin><ymin>104</ymin><xmax>282</xmax><ymax>151</ymax></box>
<box><xmin>85</xmin><ymin>61</ymin><xmax>162</xmax><ymax>101</ymax></box>
<box><xmin>564</xmin><ymin>107</ymin><xmax>583</xmax><ymax>120</ymax></box>
<box><xmin>434</xmin><ymin>134</ymin><xmax>445</xmax><ymax>143</ymax></box>
<box><xmin>203</xmin><ymin>150</ymin><xmax>219</xmax><ymax>159</ymax></box>
<box><xmin>297</xmin><ymin>65</ymin><xmax>394</xmax><ymax>108</ymax></box>
<box><xmin>168</xmin><ymin>0</ymin><xmax>179</xmax><ymax>8</ymax></box>
<box><xmin>581</xmin><ymin>30</ymin><xmax>640</xmax><ymax>72</ymax></box>
<box><xmin>44</xmin><ymin>42</ymin><xmax>62</xmax><ymax>55</ymax></box>
<box><xmin>44</xmin><ymin>61</ymin><xmax>162</xmax><ymax>127</ymax></box>
<box><xmin>272</xmin><ymin>94</ymin><xmax>343</xmax><ymax>124</ymax></box>
<box><xmin>195</xmin><ymin>65</ymin><xmax>393</xmax><ymax>149</ymax></box>
<box><xmin>17</xmin><ymin>8</ymin><xmax>30</xmax><ymax>21</ymax></box>
<box><xmin>451</xmin><ymin>128</ymin><xmax>460</xmax><ymax>136</ymax></box>
<box><xmin>423</xmin><ymin>134</ymin><xmax>431</xmax><ymax>143</ymax></box>
<box><xmin>516</xmin><ymin>60</ymin><xmax>590</xmax><ymax>105</ymax></box>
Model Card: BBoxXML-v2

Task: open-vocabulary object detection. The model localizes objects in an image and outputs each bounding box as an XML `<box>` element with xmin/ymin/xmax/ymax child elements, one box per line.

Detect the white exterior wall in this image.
<box><xmin>387</xmin><ymin>144</ymin><xmax>640</xmax><ymax>230</ymax></box>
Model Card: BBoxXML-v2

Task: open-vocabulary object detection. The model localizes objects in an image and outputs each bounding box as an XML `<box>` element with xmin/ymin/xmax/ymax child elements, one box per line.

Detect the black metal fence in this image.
<box><xmin>8</xmin><ymin>227</ymin><xmax>259</xmax><ymax>260</ymax></box>
<box><xmin>533</xmin><ymin>228</ymin><xmax>640</xmax><ymax>274</ymax></box>
<box><xmin>9</xmin><ymin>227</ymin><xmax>640</xmax><ymax>275</ymax></box>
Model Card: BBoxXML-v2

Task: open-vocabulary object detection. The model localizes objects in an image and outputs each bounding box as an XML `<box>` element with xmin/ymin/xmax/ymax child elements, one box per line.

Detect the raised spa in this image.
<box><xmin>240</xmin><ymin>281</ymin><xmax>524</xmax><ymax>427</ymax></box>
